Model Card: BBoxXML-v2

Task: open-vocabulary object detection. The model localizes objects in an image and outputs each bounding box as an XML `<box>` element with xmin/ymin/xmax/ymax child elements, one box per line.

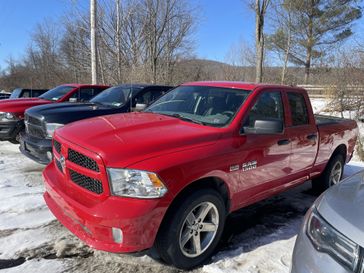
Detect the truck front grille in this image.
<box><xmin>55</xmin><ymin>158</ymin><xmax>63</xmax><ymax>172</ymax></box>
<box><xmin>68</xmin><ymin>149</ymin><xmax>100</xmax><ymax>172</ymax></box>
<box><xmin>69</xmin><ymin>169</ymin><xmax>103</xmax><ymax>194</ymax></box>
<box><xmin>26</xmin><ymin>115</ymin><xmax>43</xmax><ymax>126</ymax></box>
<box><xmin>53</xmin><ymin>136</ymin><xmax>106</xmax><ymax>197</ymax></box>
<box><xmin>53</xmin><ymin>140</ymin><xmax>61</xmax><ymax>154</ymax></box>
<box><xmin>27</xmin><ymin>125</ymin><xmax>45</xmax><ymax>138</ymax></box>
<box><xmin>25</xmin><ymin>114</ymin><xmax>45</xmax><ymax>139</ymax></box>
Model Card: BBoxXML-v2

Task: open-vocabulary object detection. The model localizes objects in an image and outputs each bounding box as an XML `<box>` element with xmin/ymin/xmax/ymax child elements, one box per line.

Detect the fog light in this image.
<box><xmin>47</xmin><ymin>151</ymin><xmax>53</xmax><ymax>161</ymax></box>
<box><xmin>112</xmin><ymin>227</ymin><xmax>123</xmax><ymax>244</ymax></box>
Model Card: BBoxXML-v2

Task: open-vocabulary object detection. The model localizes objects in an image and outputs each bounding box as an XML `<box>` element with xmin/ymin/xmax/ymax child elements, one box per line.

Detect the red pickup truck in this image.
<box><xmin>42</xmin><ymin>82</ymin><xmax>358</xmax><ymax>269</ymax></box>
<box><xmin>0</xmin><ymin>84</ymin><xmax>109</xmax><ymax>143</ymax></box>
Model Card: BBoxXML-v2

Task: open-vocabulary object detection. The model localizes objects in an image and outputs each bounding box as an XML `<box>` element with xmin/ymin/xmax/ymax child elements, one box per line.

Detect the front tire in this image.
<box><xmin>312</xmin><ymin>154</ymin><xmax>344</xmax><ymax>193</ymax></box>
<box><xmin>9</xmin><ymin>138</ymin><xmax>19</xmax><ymax>144</ymax></box>
<box><xmin>155</xmin><ymin>189</ymin><xmax>226</xmax><ymax>269</ymax></box>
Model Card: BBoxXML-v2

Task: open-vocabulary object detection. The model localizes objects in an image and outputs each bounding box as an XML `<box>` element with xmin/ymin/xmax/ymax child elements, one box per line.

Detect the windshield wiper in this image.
<box><xmin>162</xmin><ymin>113</ymin><xmax>206</xmax><ymax>125</ymax></box>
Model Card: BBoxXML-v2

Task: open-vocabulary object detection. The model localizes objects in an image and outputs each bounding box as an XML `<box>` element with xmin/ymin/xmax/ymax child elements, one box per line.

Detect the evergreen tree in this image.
<box><xmin>268</xmin><ymin>0</ymin><xmax>362</xmax><ymax>83</ymax></box>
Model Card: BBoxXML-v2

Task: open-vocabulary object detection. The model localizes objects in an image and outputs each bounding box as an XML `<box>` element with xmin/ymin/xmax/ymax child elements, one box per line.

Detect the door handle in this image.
<box><xmin>307</xmin><ymin>134</ymin><xmax>317</xmax><ymax>141</ymax></box>
<box><xmin>277</xmin><ymin>139</ymin><xmax>290</xmax><ymax>145</ymax></box>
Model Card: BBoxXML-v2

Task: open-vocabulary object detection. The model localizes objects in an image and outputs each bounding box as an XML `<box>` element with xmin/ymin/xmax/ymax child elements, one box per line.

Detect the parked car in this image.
<box><xmin>42</xmin><ymin>81</ymin><xmax>358</xmax><ymax>269</ymax></box>
<box><xmin>9</xmin><ymin>88</ymin><xmax>48</xmax><ymax>99</ymax></box>
<box><xmin>0</xmin><ymin>84</ymin><xmax>109</xmax><ymax>144</ymax></box>
<box><xmin>0</xmin><ymin>92</ymin><xmax>11</xmax><ymax>100</ymax></box>
<box><xmin>20</xmin><ymin>84</ymin><xmax>172</xmax><ymax>164</ymax></box>
<box><xmin>291</xmin><ymin>170</ymin><xmax>364</xmax><ymax>273</ymax></box>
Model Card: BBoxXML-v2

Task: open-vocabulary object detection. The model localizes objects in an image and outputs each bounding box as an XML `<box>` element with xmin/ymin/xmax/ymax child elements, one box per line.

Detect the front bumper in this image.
<box><xmin>43</xmin><ymin>162</ymin><xmax>168</xmax><ymax>253</ymax></box>
<box><xmin>291</xmin><ymin>223</ymin><xmax>352</xmax><ymax>273</ymax></box>
<box><xmin>19</xmin><ymin>133</ymin><xmax>52</xmax><ymax>164</ymax></box>
<box><xmin>0</xmin><ymin>120</ymin><xmax>24</xmax><ymax>141</ymax></box>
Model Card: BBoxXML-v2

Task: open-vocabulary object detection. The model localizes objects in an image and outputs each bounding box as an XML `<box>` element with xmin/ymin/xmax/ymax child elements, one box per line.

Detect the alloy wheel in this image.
<box><xmin>179</xmin><ymin>201</ymin><xmax>219</xmax><ymax>258</ymax></box>
<box><xmin>329</xmin><ymin>161</ymin><xmax>342</xmax><ymax>186</ymax></box>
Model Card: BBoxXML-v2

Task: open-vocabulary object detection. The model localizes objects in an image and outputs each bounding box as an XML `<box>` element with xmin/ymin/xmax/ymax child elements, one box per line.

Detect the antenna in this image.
<box><xmin>129</xmin><ymin>64</ymin><xmax>136</xmax><ymax>112</ymax></box>
<box><xmin>130</xmin><ymin>82</ymin><xmax>133</xmax><ymax>112</ymax></box>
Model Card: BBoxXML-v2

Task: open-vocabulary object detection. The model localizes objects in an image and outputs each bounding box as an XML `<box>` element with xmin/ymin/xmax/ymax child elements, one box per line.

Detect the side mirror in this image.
<box><xmin>134</xmin><ymin>103</ymin><xmax>147</xmax><ymax>111</ymax></box>
<box><xmin>243</xmin><ymin>119</ymin><xmax>283</xmax><ymax>134</ymax></box>
<box><xmin>69</xmin><ymin>97</ymin><xmax>78</xmax><ymax>103</ymax></box>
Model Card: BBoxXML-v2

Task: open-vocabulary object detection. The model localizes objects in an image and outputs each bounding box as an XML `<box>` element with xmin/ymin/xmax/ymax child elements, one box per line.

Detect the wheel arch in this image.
<box><xmin>169</xmin><ymin>176</ymin><xmax>231</xmax><ymax>214</ymax></box>
<box><xmin>155</xmin><ymin>176</ymin><xmax>231</xmax><ymax>243</ymax></box>
<box><xmin>331</xmin><ymin>144</ymin><xmax>347</xmax><ymax>163</ymax></box>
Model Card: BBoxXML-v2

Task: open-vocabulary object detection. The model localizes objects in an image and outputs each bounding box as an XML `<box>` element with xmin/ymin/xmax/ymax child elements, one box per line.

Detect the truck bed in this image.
<box><xmin>315</xmin><ymin>114</ymin><xmax>353</xmax><ymax>126</ymax></box>
<box><xmin>314</xmin><ymin>114</ymin><xmax>358</xmax><ymax>168</ymax></box>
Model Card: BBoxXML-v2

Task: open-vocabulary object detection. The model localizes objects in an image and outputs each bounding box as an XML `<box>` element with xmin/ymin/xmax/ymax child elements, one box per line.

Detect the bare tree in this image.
<box><xmin>142</xmin><ymin>0</ymin><xmax>194</xmax><ymax>83</ymax></box>
<box><xmin>267</xmin><ymin>0</ymin><xmax>297</xmax><ymax>84</ymax></box>
<box><xmin>61</xmin><ymin>18</ymin><xmax>92</xmax><ymax>83</ymax></box>
<box><xmin>223</xmin><ymin>41</ymin><xmax>256</xmax><ymax>81</ymax></box>
<box><xmin>24</xmin><ymin>20</ymin><xmax>69</xmax><ymax>87</ymax></box>
<box><xmin>0</xmin><ymin>0</ymin><xmax>197</xmax><ymax>87</ymax></box>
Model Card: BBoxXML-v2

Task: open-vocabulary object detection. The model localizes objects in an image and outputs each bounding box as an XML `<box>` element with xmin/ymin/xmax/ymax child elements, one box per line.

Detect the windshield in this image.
<box><xmin>146</xmin><ymin>85</ymin><xmax>251</xmax><ymax>127</ymax></box>
<box><xmin>10</xmin><ymin>88</ymin><xmax>22</xmax><ymax>99</ymax></box>
<box><xmin>39</xmin><ymin>86</ymin><xmax>76</xmax><ymax>101</ymax></box>
<box><xmin>90</xmin><ymin>86</ymin><xmax>142</xmax><ymax>107</ymax></box>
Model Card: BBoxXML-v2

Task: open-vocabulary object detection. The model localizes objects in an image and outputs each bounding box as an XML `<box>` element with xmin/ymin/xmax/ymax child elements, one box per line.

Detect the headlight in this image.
<box><xmin>46</xmin><ymin>123</ymin><xmax>64</xmax><ymax>138</ymax></box>
<box><xmin>0</xmin><ymin>112</ymin><xmax>18</xmax><ymax>122</ymax></box>
<box><xmin>307</xmin><ymin>208</ymin><xmax>360</xmax><ymax>271</ymax></box>
<box><xmin>107</xmin><ymin>168</ymin><xmax>167</xmax><ymax>199</ymax></box>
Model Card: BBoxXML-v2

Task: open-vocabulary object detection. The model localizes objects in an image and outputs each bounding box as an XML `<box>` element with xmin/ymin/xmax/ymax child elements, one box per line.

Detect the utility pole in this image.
<box><xmin>90</xmin><ymin>0</ymin><xmax>98</xmax><ymax>84</ymax></box>
<box><xmin>116</xmin><ymin>0</ymin><xmax>122</xmax><ymax>82</ymax></box>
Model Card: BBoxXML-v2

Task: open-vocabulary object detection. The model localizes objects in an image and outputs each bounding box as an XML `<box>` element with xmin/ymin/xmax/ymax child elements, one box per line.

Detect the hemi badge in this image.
<box><xmin>230</xmin><ymin>165</ymin><xmax>240</xmax><ymax>172</ymax></box>
<box><xmin>242</xmin><ymin>160</ymin><xmax>257</xmax><ymax>171</ymax></box>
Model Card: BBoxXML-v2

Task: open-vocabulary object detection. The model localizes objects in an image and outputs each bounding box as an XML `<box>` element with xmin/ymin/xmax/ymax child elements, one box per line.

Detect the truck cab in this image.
<box><xmin>9</xmin><ymin>88</ymin><xmax>49</xmax><ymax>99</ymax></box>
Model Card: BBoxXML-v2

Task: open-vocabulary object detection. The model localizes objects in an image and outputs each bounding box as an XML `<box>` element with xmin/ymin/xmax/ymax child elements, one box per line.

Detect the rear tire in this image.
<box><xmin>155</xmin><ymin>189</ymin><xmax>226</xmax><ymax>270</ymax></box>
<box><xmin>312</xmin><ymin>154</ymin><xmax>344</xmax><ymax>193</ymax></box>
<box><xmin>9</xmin><ymin>127</ymin><xmax>22</xmax><ymax>144</ymax></box>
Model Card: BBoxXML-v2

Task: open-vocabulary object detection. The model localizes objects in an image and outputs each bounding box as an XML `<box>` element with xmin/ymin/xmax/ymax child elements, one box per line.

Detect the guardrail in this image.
<box><xmin>297</xmin><ymin>85</ymin><xmax>364</xmax><ymax>97</ymax></box>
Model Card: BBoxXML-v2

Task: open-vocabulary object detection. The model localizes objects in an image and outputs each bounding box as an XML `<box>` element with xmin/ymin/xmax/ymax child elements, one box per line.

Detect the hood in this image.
<box><xmin>56</xmin><ymin>112</ymin><xmax>221</xmax><ymax>167</ymax></box>
<box><xmin>317</xmin><ymin>171</ymin><xmax>364</xmax><ymax>247</ymax></box>
<box><xmin>27</xmin><ymin>102</ymin><xmax>125</xmax><ymax>124</ymax></box>
<box><xmin>0</xmin><ymin>98</ymin><xmax>50</xmax><ymax>116</ymax></box>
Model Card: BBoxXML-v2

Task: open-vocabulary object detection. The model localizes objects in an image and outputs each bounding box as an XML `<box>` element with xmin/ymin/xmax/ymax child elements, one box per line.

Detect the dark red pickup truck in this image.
<box><xmin>42</xmin><ymin>82</ymin><xmax>358</xmax><ymax>269</ymax></box>
<box><xmin>0</xmin><ymin>84</ymin><xmax>109</xmax><ymax>143</ymax></box>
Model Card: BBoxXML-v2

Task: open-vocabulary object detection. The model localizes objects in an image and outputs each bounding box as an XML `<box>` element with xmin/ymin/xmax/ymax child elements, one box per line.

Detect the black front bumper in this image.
<box><xmin>0</xmin><ymin>120</ymin><xmax>24</xmax><ymax>141</ymax></box>
<box><xmin>19</xmin><ymin>133</ymin><xmax>52</xmax><ymax>165</ymax></box>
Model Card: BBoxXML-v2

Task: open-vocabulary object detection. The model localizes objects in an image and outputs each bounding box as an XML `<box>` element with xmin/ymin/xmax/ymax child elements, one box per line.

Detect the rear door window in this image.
<box><xmin>287</xmin><ymin>92</ymin><xmax>309</xmax><ymax>126</ymax></box>
<box><xmin>22</xmin><ymin>90</ymin><xmax>30</xmax><ymax>98</ymax></box>
<box><xmin>31</xmin><ymin>90</ymin><xmax>46</xmax><ymax>97</ymax></box>
<box><xmin>70</xmin><ymin>88</ymin><xmax>103</xmax><ymax>102</ymax></box>
<box><xmin>79</xmin><ymin>88</ymin><xmax>96</xmax><ymax>102</ymax></box>
<box><xmin>135</xmin><ymin>89</ymin><xmax>166</xmax><ymax>105</ymax></box>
